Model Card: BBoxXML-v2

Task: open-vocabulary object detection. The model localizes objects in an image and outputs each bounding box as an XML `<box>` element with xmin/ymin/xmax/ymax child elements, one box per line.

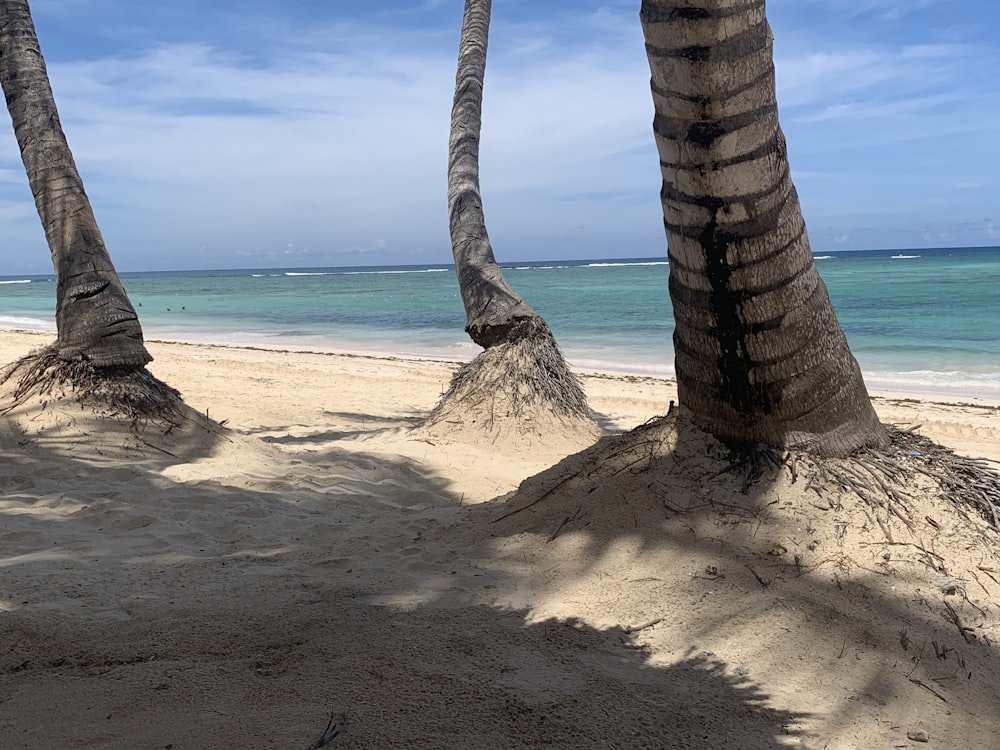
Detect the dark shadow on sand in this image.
<box><xmin>1</xmin><ymin>400</ymin><xmax>805</xmax><ymax>748</ymax></box>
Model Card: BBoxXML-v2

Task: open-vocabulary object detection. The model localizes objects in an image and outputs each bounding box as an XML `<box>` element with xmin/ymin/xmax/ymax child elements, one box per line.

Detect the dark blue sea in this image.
<box><xmin>2</xmin><ymin>248</ymin><xmax>998</xmax><ymax>398</ymax></box>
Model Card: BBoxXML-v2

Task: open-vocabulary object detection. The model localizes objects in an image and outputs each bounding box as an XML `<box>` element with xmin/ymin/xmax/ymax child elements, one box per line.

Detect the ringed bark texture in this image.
<box><xmin>641</xmin><ymin>0</ymin><xmax>886</xmax><ymax>457</ymax></box>
<box><xmin>0</xmin><ymin>0</ymin><xmax>150</xmax><ymax>367</ymax></box>
<box><xmin>448</xmin><ymin>0</ymin><xmax>544</xmax><ymax>348</ymax></box>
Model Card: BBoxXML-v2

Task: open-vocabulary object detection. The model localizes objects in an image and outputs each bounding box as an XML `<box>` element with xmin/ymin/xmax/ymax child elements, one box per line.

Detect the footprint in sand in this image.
<box><xmin>0</xmin><ymin>475</ymin><xmax>36</xmax><ymax>494</ymax></box>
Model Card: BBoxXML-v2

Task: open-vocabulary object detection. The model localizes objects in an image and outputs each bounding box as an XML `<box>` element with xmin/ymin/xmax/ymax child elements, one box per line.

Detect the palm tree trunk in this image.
<box><xmin>448</xmin><ymin>0</ymin><xmax>545</xmax><ymax>348</ymax></box>
<box><xmin>0</xmin><ymin>0</ymin><xmax>150</xmax><ymax>368</ymax></box>
<box><xmin>428</xmin><ymin>0</ymin><xmax>592</xmax><ymax>431</ymax></box>
<box><xmin>641</xmin><ymin>0</ymin><xmax>886</xmax><ymax>457</ymax></box>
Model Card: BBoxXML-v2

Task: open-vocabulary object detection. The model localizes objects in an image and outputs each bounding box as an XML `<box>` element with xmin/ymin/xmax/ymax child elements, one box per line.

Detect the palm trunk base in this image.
<box><xmin>424</xmin><ymin>323</ymin><xmax>596</xmax><ymax>438</ymax></box>
<box><xmin>687</xmin><ymin>401</ymin><xmax>889</xmax><ymax>459</ymax></box>
<box><xmin>498</xmin><ymin>404</ymin><xmax>1000</xmax><ymax>539</ymax></box>
<box><xmin>2</xmin><ymin>346</ymin><xmax>184</xmax><ymax>424</ymax></box>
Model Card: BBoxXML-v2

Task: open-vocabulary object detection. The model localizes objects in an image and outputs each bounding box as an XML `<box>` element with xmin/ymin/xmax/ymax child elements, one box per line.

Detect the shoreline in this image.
<box><xmin>3</xmin><ymin>326</ymin><xmax>998</xmax><ymax>410</ymax></box>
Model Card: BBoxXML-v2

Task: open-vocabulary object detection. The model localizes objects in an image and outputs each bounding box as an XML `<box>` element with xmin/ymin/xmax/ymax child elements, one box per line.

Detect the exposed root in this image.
<box><xmin>799</xmin><ymin>426</ymin><xmax>1000</xmax><ymax>540</ymax></box>
<box><xmin>495</xmin><ymin>410</ymin><xmax>697</xmax><ymax>523</ymax></box>
<box><xmin>488</xmin><ymin>406</ymin><xmax>1000</xmax><ymax>661</ymax></box>
<box><xmin>1</xmin><ymin>347</ymin><xmax>186</xmax><ymax>426</ymax></box>
<box><xmin>424</xmin><ymin>327</ymin><xmax>592</xmax><ymax>434</ymax></box>
<box><xmin>503</xmin><ymin>408</ymin><xmax>1000</xmax><ymax>547</ymax></box>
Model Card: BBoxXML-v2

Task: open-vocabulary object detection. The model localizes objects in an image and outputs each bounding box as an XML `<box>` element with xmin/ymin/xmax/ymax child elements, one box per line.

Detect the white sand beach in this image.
<box><xmin>1</xmin><ymin>328</ymin><xmax>999</xmax><ymax>749</ymax></box>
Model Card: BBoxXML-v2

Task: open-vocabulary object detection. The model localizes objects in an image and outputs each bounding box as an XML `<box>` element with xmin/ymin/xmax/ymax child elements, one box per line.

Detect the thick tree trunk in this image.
<box><xmin>448</xmin><ymin>0</ymin><xmax>545</xmax><ymax>348</ymax></box>
<box><xmin>0</xmin><ymin>0</ymin><xmax>150</xmax><ymax>368</ymax></box>
<box><xmin>641</xmin><ymin>0</ymin><xmax>886</xmax><ymax>457</ymax></box>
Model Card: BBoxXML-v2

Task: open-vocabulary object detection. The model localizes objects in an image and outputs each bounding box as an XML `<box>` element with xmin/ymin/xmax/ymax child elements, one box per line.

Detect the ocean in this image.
<box><xmin>2</xmin><ymin>247</ymin><xmax>999</xmax><ymax>399</ymax></box>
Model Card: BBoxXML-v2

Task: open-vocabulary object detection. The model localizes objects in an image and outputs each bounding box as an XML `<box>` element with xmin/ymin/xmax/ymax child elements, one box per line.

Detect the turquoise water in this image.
<box><xmin>1</xmin><ymin>248</ymin><xmax>998</xmax><ymax>397</ymax></box>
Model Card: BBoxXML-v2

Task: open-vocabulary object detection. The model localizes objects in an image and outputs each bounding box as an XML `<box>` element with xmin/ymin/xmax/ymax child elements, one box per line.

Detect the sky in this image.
<box><xmin>1</xmin><ymin>0</ymin><xmax>999</xmax><ymax>273</ymax></box>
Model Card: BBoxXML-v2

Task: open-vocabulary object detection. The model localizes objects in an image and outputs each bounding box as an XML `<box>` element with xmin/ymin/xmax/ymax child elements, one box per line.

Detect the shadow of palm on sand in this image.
<box><xmin>428</xmin><ymin>407</ymin><xmax>1000</xmax><ymax>747</ymax></box>
<box><xmin>0</xmin><ymin>392</ymin><xmax>810</xmax><ymax>748</ymax></box>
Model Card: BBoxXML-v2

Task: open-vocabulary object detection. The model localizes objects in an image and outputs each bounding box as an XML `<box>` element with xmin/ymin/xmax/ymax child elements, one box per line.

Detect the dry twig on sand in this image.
<box><xmin>303</xmin><ymin>711</ymin><xmax>348</xmax><ymax>750</ymax></box>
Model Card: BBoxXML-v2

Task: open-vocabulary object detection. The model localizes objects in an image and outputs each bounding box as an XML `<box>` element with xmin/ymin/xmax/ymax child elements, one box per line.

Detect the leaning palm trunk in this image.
<box><xmin>641</xmin><ymin>0</ymin><xmax>886</xmax><ymax>457</ymax></box>
<box><xmin>448</xmin><ymin>0</ymin><xmax>542</xmax><ymax>347</ymax></box>
<box><xmin>0</xmin><ymin>1</ymin><xmax>184</xmax><ymax>422</ymax></box>
<box><xmin>0</xmin><ymin>0</ymin><xmax>150</xmax><ymax>369</ymax></box>
<box><xmin>429</xmin><ymin>0</ymin><xmax>591</xmax><ymax>431</ymax></box>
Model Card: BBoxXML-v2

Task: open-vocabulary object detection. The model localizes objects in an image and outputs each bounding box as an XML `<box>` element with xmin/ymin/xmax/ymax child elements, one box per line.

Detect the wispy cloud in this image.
<box><xmin>0</xmin><ymin>1</ymin><xmax>998</xmax><ymax>271</ymax></box>
<box><xmin>0</xmin><ymin>3</ymin><xmax>671</xmax><ymax>271</ymax></box>
<box><xmin>771</xmin><ymin>0</ymin><xmax>944</xmax><ymax>24</ymax></box>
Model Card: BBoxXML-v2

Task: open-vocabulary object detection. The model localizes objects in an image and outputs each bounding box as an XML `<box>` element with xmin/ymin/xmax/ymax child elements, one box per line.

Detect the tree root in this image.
<box><xmin>425</xmin><ymin>326</ymin><xmax>592</xmax><ymax>431</ymax></box>
<box><xmin>1</xmin><ymin>347</ymin><xmax>186</xmax><ymax>426</ymax></box>
<box><xmin>504</xmin><ymin>408</ymin><xmax>1000</xmax><ymax>548</ymax></box>
<box><xmin>798</xmin><ymin>426</ymin><xmax>1000</xmax><ymax>540</ymax></box>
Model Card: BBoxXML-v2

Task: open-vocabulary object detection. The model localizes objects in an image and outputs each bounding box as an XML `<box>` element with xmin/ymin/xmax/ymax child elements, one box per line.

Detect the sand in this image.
<box><xmin>1</xmin><ymin>328</ymin><xmax>999</xmax><ymax>749</ymax></box>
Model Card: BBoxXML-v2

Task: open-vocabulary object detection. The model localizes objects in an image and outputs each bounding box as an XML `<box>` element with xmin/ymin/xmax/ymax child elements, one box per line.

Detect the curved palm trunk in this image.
<box><xmin>0</xmin><ymin>0</ymin><xmax>150</xmax><ymax>368</ymax></box>
<box><xmin>429</xmin><ymin>0</ymin><xmax>591</xmax><ymax>431</ymax></box>
<box><xmin>641</xmin><ymin>0</ymin><xmax>886</xmax><ymax>457</ymax></box>
<box><xmin>448</xmin><ymin>0</ymin><xmax>547</xmax><ymax>348</ymax></box>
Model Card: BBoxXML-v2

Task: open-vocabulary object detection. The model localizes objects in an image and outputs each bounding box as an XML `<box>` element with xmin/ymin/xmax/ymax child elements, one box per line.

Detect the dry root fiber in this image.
<box><xmin>503</xmin><ymin>405</ymin><xmax>1000</xmax><ymax>545</ymax></box>
<box><xmin>1</xmin><ymin>347</ymin><xmax>185</xmax><ymax>426</ymax></box>
<box><xmin>798</xmin><ymin>425</ymin><xmax>1000</xmax><ymax>540</ymax></box>
<box><xmin>425</xmin><ymin>329</ymin><xmax>593</xmax><ymax>436</ymax></box>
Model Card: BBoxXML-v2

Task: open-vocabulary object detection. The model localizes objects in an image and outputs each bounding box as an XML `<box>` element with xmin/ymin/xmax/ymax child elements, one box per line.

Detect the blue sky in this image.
<box><xmin>1</xmin><ymin>0</ymin><xmax>998</xmax><ymax>273</ymax></box>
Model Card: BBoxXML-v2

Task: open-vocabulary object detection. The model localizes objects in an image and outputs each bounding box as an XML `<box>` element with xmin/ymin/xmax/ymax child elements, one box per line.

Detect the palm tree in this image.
<box><xmin>429</xmin><ymin>0</ymin><xmax>592</xmax><ymax>431</ymax></box>
<box><xmin>640</xmin><ymin>0</ymin><xmax>886</xmax><ymax>457</ymax></box>
<box><xmin>0</xmin><ymin>0</ymin><xmax>175</xmax><ymax>417</ymax></box>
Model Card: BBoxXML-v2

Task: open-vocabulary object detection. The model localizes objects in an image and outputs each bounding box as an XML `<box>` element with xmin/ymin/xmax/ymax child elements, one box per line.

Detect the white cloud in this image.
<box><xmin>0</xmin><ymin>7</ymin><xmax>661</xmax><ymax>271</ymax></box>
<box><xmin>1</xmin><ymin>1</ymin><xmax>998</xmax><ymax>272</ymax></box>
<box><xmin>777</xmin><ymin>44</ymin><xmax>974</xmax><ymax>109</ymax></box>
<box><xmin>770</xmin><ymin>0</ymin><xmax>942</xmax><ymax>20</ymax></box>
<box><xmin>798</xmin><ymin>94</ymin><xmax>962</xmax><ymax>123</ymax></box>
